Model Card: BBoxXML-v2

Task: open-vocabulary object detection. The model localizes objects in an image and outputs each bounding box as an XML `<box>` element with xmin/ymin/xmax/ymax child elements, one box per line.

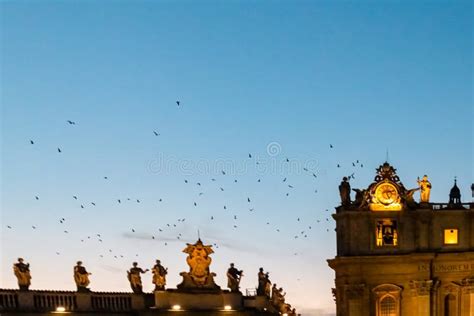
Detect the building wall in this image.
<box><xmin>334</xmin><ymin>208</ymin><xmax>474</xmax><ymax>257</ymax></box>
<box><xmin>329</xmin><ymin>252</ymin><xmax>474</xmax><ymax>316</ymax></box>
<box><xmin>329</xmin><ymin>163</ymin><xmax>474</xmax><ymax>316</ymax></box>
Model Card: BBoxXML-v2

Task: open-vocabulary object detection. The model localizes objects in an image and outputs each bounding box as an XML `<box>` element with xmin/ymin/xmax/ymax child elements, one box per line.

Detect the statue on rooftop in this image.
<box><xmin>417</xmin><ymin>175</ymin><xmax>432</xmax><ymax>203</ymax></box>
<box><xmin>264</xmin><ymin>272</ymin><xmax>272</xmax><ymax>297</ymax></box>
<box><xmin>74</xmin><ymin>261</ymin><xmax>91</xmax><ymax>292</ymax></box>
<box><xmin>177</xmin><ymin>239</ymin><xmax>220</xmax><ymax>291</ymax></box>
<box><xmin>271</xmin><ymin>284</ymin><xmax>278</xmax><ymax>303</ymax></box>
<box><xmin>152</xmin><ymin>259</ymin><xmax>168</xmax><ymax>291</ymax></box>
<box><xmin>127</xmin><ymin>262</ymin><xmax>149</xmax><ymax>294</ymax></box>
<box><xmin>352</xmin><ymin>188</ymin><xmax>369</xmax><ymax>208</ymax></box>
<box><xmin>13</xmin><ymin>258</ymin><xmax>31</xmax><ymax>291</ymax></box>
<box><xmin>226</xmin><ymin>263</ymin><xmax>243</xmax><ymax>292</ymax></box>
<box><xmin>339</xmin><ymin>177</ymin><xmax>351</xmax><ymax>206</ymax></box>
<box><xmin>257</xmin><ymin>267</ymin><xmax>267</xmax><ymax>296</ymax></box>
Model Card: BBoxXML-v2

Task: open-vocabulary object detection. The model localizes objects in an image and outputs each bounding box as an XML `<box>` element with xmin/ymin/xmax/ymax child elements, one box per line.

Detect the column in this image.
<box><xmin>410</xmin><ymin>280</ymin><xmax>433</xmax><ymax>316</ymax></box>
<box><xmin>344</xmin><ymin>284</ymin><xmax>366</xmax><ymax>316</ymax></box>
<box><xmin>461</xmin><ymin>278</ymin><xmax>474</xmax><ymax>316</ymax></box>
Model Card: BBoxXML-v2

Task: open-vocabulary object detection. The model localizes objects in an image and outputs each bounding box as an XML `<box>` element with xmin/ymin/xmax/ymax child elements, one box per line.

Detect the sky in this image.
<box><xmin>0</xmin><ymin>1</ymin><xmax>472</xmax><ymax>315</ymax></box>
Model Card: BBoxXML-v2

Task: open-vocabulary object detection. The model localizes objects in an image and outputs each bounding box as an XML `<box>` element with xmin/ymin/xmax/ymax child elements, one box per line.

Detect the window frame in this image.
<box><xmin>443</xmin><ymin>228</ymin><xmax>459</xmax><ymax>246</ymax></box>
<box><xmin>375</xmin><ymin>219</ymin><xmax>399</xmax><ymax>248</ymax></box>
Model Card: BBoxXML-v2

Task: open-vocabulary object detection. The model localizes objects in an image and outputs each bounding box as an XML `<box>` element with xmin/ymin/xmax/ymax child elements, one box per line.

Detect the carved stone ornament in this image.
<box><xmin>409</xmin><ymin>280</ymin><xmax>433</xmax><ymax>296</ymax></box>
<box><xmin>344</xmin><ymin>283</ymin><xmax>366</xmax><ymax>299</ymax></box>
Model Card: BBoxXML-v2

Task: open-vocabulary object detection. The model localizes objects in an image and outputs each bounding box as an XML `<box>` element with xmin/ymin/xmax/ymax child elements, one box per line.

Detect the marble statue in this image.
<box><xmin>152</xmin><ymin>259</ymin><xmax>168</xmax><ymax>291</ymax></box>
<box><xmin>271</xmin><ymin>284</ymin><xmax>278</xmax><ymax>303</ymax></box>
<box><xmin>256</xmin><ymin>267</ymin><xmax>267</xmax><ymax>296</ymax></box>
<box><xmin>127</xmin><ymin>262</ymin><xmax>149</xmax><ymax>294</ymax></box>
<box><xmin>226</xmin><ymin>263</ymin><xmax>243</xmax><ymax>292</ymax></box>
<box><xmin>339</xmin><ymin>177</ymin><xmax>351</xmax><ymax>205</ymax></box>
<box><xmin>13</xmin><ymin>258</ymin><xmax>31</xmax><ymax>291</ymax></box>
<box><xmin>417</xmin><ymin>175</ymin><xmax>432</xmax><ymax>203</ymax></box>
<box><xmin>74</xmin><ymin>261</ymin><xmax>91</xmax><ymax>292</ymax></box>
<box><xmin>264</xmin><ymin>272</ymin><xmax>272</xmax><ymax>298</ymax></box>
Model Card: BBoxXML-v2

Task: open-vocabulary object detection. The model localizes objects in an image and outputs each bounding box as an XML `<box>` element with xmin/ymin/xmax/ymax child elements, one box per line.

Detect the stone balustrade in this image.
<box><xmin>0</xmin><ymin>289</ymin><xmax>277</xmax><ymax>314</ymax></box>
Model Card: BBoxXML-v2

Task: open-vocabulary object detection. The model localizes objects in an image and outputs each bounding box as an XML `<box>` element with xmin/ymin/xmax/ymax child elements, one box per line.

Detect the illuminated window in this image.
<box><xmin>380</xmin><ymin>296</ymin><xmax>396</xmax><ymax>316</ymax></box>
<box><xmin>444</xmin><ymin>229</ymin><xmax>458</xmax><ymax>245</ymax></box>
<box><xmin>376</xmin><ymin>220</ymin><xmax>398</xmax><ymax>247</ymax></box>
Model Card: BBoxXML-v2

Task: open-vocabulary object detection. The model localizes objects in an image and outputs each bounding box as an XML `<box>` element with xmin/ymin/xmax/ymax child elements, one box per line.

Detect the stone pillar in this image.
<box><xmin>344</xmin><ymin>284</ymin><xmax>366</xmax><ymax>316</ymax></box>
<box><xmin>410</xmin><ymin>280</ymin><xmax>433</xmax><ymax>316</ymax></box>
<box><xmin>16</xmin><ymin>291</ymin><xmax>34</xmax><ymax>311</ymax></box>
<box><xmin>75</xmin><ymin>292</ymin><xmax>92</xmax><ymax>312</ymax></box>
<box><xmin>131</xmin><ymin>293</ymin><xmax>145</xmax><ymax>310</ymax></box>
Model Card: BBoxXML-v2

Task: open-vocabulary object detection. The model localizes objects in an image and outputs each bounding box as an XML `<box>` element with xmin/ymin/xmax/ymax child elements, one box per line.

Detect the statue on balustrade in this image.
<box><xmin>271</xmin><ymin>283</ymin><xmax>278</xmax><ymax>303</ymax></box>
<box><xmin>256</xmin><ymin>267</ymin><xmax>267</xmax><ymax>295</ymax></box>
<box><xmin>152</xmin><ymin>259</ymin><xmax>168</xmax><ymax>291</ymax></box>
<box><xmin>264</xmin><ymin>272</ymin><xmax>272</xmax><ymax>297</ymax></box>
<box><xmin>352</xmin><ymin>188</ymin><xmax>369</xmax><ymax>208</ymax></box>
<box><xmin>127</xmin><ymin>262</ymin><xmax>149</xmax><ymax>294</ymax></box>
<box><xmin>226</xmin><ymin>263</ymin><xmax>243</xmax><ymax>292</ymax></box>
<box><xmin>339</xmin><ymin>177</ymin><xmax>351</xmax><ymax>206</ymax></box>
<box><xmin>13</xmin><ymin>258</ymin><xmax>31</xmax><ymax>291</ymax></box>
<box><xmin>177</xmin><ymin>239</ymin><xmax>220</xmax><ymax>292</ymax></box>
<box><xmin>270</xmin><ymin>286</ymin><xmax>287</xmax><ymax>311</ymax></box>
<box><xmin>74</xmin><ymin>261</ymin><xmax>92</xmax><ymax>292</ymax></box>
<box><xmin>417</xmin><ymin>175</ymin><xmax>432</xmax><ymax>203</ymax></box>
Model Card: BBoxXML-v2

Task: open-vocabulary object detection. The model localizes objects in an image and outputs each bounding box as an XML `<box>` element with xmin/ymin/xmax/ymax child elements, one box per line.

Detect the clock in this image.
<box><xmin>375</xmin><ymin>183</ymin><xmax>399</xmax><ymax>205</ymax></box>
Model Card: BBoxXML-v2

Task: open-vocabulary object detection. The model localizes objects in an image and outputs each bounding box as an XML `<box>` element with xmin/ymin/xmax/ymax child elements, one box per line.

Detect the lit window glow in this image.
<box><xmin>444</xmin><ymin>229</ymin><xmax>458</xmax><ymax>245</ymax></box>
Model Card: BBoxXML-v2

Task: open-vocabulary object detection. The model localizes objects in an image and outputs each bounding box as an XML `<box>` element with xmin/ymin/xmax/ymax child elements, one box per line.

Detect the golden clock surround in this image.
<box><xmin>370</xmin><ymin>180</ymin><xmax>402</xmax><ymax>211</ymax></box>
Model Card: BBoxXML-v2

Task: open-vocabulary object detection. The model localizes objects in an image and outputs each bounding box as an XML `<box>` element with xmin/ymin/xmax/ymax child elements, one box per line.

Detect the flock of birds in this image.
<box><xmin>5</xmin><ymin>100</ymin><xmax>367</xmax><ymax>276</ymax></box>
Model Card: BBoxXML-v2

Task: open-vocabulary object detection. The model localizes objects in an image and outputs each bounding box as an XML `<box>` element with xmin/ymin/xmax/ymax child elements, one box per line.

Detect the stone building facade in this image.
<box><xmin>328</xmin><ymin>163</ymin><xmax>474</xmax><ymax>316</ymax></box>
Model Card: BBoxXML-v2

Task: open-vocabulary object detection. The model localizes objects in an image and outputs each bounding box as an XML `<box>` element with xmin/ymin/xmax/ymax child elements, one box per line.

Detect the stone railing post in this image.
<box><xmin>75</xmin><ymin>292</ymin><xmax>92</xmax><ymax>311</ymax></box>
<box><xmin>131</xmin><ymin>293</ymin><xmax>145</xmax><ymax>310</ymax></box>
<box><xmin>17</xmin><ymin>291</ymin><xmax>34</xmax><ymax>311</ymax></box>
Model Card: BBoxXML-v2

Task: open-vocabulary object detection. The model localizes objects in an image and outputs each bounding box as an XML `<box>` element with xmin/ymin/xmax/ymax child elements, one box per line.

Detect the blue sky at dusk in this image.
<box><xmin>1</xmin><ymin>1</ymin><xmax>472</xmax><ymax>315</ymax></box>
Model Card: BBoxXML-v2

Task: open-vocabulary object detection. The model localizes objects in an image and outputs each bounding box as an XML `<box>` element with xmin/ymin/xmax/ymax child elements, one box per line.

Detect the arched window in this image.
<box><xmin>372</xmin><ymin>284</ymin><xmax>401</xmax><ymax>316</ymax></box>
<box><xmin>380</xmin><ymin>296</ymin><xmax>397</xmax><ymax>316</ymax></box>
<box><xmin>444</xmin><ymin>294</ymin><xmax>456</xmax><ymax>316</ymax></box>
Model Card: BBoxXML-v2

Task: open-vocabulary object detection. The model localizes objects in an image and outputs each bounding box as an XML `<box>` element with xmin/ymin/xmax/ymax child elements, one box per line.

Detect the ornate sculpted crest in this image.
<box><xmin>374</xmin><ymin>162</ymin><xmax>402</xmax><ymax>185</ymax></box>
<box><xmin>182</xmin><ymin>239</ymin><xmax>214</xmax><ymax>286</ymax></box>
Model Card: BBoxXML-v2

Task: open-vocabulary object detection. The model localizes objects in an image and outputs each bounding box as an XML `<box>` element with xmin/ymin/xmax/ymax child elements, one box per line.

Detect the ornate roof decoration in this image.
<box><xmin>374</xmin><ymin>162</ymin><xmax>402</xmax><ymax>186</ymax></box>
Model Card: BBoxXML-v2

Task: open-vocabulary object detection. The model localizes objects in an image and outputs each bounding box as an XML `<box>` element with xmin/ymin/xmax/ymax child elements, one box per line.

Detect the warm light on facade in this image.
<box><xmin>224</xmin><ymin>305</ymin><xmax>232</xmax><ymax>310</ymax></box>
<box><xmin>444</xmin><ymin>229</ymin><xmax>458</xmax><ymax>245</ymax></box>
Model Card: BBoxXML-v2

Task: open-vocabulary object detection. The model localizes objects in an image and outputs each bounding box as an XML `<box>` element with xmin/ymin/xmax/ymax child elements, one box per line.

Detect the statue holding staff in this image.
<box><xmin>417</xmin><ymin>175</ymin><xmax>432</xmax><ymax>203</ymax></box>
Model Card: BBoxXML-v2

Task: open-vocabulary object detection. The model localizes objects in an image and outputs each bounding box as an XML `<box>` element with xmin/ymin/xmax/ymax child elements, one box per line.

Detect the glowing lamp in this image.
<box><xmin>171</xmin><ymin>305</ymin><xmax>181</xmax><ymax>310</ymax></box>
<box><xmin>224</xmin><ymin>305</ymin><xmax>232</xmax><ymax>310</ymax></box>
<box><xmin>55</xmin><ymin>306</ymin><xmax>66</xmax><ymax>313</ymax></box>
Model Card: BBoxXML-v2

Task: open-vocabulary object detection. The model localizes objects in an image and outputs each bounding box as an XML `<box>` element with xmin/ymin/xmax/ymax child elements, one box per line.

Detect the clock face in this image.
<box><xmin>375</xmin><ymin>183</ymin><xmax>399</xmax><ymax>205</ymax></box>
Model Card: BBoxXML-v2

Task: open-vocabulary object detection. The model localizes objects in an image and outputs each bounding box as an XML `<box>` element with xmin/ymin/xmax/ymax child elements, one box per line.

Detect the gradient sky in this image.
<box><xmin>1</xmin><ymin>1</ymin><xmax>472</xmax><ymax>315</ymax></box>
